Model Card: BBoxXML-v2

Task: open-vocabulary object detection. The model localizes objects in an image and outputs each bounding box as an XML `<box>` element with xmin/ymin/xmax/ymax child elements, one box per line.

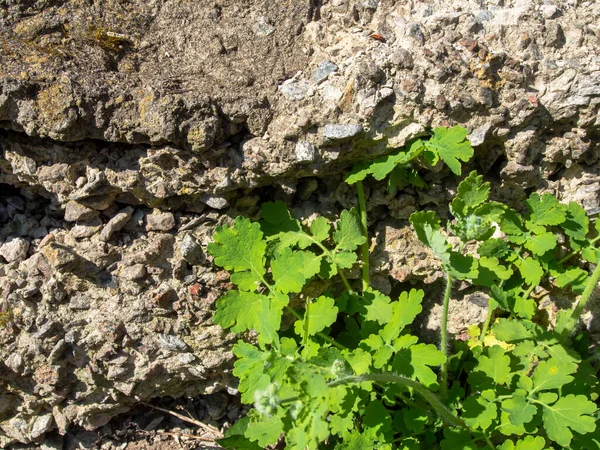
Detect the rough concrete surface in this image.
<box><xmin>1</xmin><ymin>0</ymin><xmax>600</xmax><ymax>445</ymax></box>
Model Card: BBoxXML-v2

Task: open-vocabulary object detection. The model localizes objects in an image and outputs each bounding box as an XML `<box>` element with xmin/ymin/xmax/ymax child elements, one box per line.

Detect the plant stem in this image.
<box><xmin>328</xmin><ymin>374</ymin><xmax>466</xmax><ymax>428</ymax></box>
<box><xmin>482</xmin><ymin>433</ymin><xmax>496</xmax><ymax>450</ymax></box>
<box><xmin>356</xmin><ymin>180</ymin><xmax>370</xmax><ymax>292</ymax></box>
<box><xmin>440</xmin><ymin>272</ymin><xmax>452</xmax><ymax>399</ymax></box>
<box><xmin>307</xmin><ymin>236</ymin><xmax>354</xmax><ymax>294</ymax></box>
<box><xmin>479</xmin><ymin>299</ymin><xmax>494</xmax><ymax>343</ymax></box>
<box><xmin>561</xmin><ymin>262</ymin><xmax>600</xmax><ymax>341</ymax></box>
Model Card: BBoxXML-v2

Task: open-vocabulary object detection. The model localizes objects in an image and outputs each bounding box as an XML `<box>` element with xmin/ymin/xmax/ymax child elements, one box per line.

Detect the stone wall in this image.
<box><xmin>1</xmin><ymin>0</ymin><xmax>599</xmax><ymax>445</ymax></box>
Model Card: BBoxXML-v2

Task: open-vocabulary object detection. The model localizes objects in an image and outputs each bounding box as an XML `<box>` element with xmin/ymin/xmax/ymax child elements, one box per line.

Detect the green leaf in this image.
<box><xmin>364</xmin><ymin>289</ymin><xmax>394</xmax><ymax>325</ymax></box>
<box><xmin>475</xmin><ymin>345</ymin><xmax>513</xmax><ymax>385</ymax></box>
<box><xmin>344</xmin><ymin>160</ymin><xmax>371</xmax><ymax>184</ymax></box>
<box><xmin>217</xmin><ymin>435</ymin><xmax>263</xmax><ymax>450</ymax></box>
<box><xmin>554</xmin><ymin>267</ymin><xmax>588</xmax><ymax>293</ymax></box>
<box><xmin>462</xmin><ymin>394</ymin><xmax>497</xmax><ymax>430</ymax></box>
<box><xmin>515</xmin><ymin>258</ymin><xmax>543</xmax><ymax>286</ymax></box>
<box><xmin>409</xmin><ymin>210</ymin><xmax>451</xmax><ymax>265</ymax></box>
<box><xmin>501</xmin><ymin>390</ymin><xmax>537</xmax><ymax>426</ymax></box>
<box><xmin>232</xmin><ymin>342</ymin><xmax>271</xmax><ymax>403</ymax></box>
<box><xmin>448</xmin><ymin>252</ymin><xmax>479</xmax><ymax>280</ymax></box>
<box><xmin>343</xmin><ymin>348</ymin><xmax>372</xmax><ymax>375</ymax></box>
<box><xmin>208</xmin><ymin>216</ymin><xmax>266</xmax><ymax>276</ymax></box>
<box><xmin>563</xmin><ymin>202</ymin><xmax>589</xmax><ymax>242</ymax></box>
<box><xmin>474</xmin><ymin>257</ymin><xmax>513</xmax><ymax>287</ymax></box>
<box><xmin>388</xmin><ymin>165</ymin><xmax>427</xmax><ymax>193</ymax></box>
<box><xmin>214</xmin><ymin>291</ymin><xmax>287</xmax><ymax>345</ymax></box>
<box><xmin>500</xmin><ymin>208</ymin><xmax>525</xmax><ymax>241</ymax></box>
<box><xmin>379</xmin><ymin>289</ymin><xmax>424</xmax><ymax>343</ymax></box>
<box><xmin>335</xmin><ymin>431</ymin><xmax>372</xmax><ymax>449</ymax></box>
<box><xmin>478</xmin><ymin>238</ymin><xmax>510</xmax><ymax>258</ymax></box>
<box><xmin>440</xmin><ymin>427</ymin><xmax>478</xmax><ymax>450</ymax></box>
<box><xmin>582</xmin><ymin>246</ymin><xmax>600</xmax><ymax>264</ymax></box>
<box><xmin>230</xmin><ymin>272</ymin><xmax>262</xmax><ymax>291</ymax></box>
<box><xmin>271</xmin><ymin>248</ymin><xmax>310</xmax><ymax>294</ymax></box>
<box><xmin>363</xmin><ymin>400</ymin><xmax>393</xmax><ymax>442</ymax></box>
<box><xmin>310</xmin><ymin>217</ymin><xmax>331</xmax><ymax>242</ymax></box>
<box><xmin>333</xmin><ymin>209</ymin><xmax>366</xmax><ymax>251</ymax></box>
<box><xmin>393</xmin><ymin>343</ymin><xmax>446</xmax><ymax>388</ymax></box>
<box><xmin>260</xmin><ymin>201</ymin><xmax>300</xmax><ymax>233</ymax></box>
<box><xmin>294</xmin><ymin>296</ymin><xmax>338</xmax><ymax>337</ymax></box>
<box><xmin>526</xmin><ymin>193</ymin><xmax>567</xmax><ymax>228</ymax></box>
<box><xmin>492</xmin><ymin>319</ymin><xmax>533</xmax><ymax>342</ymax></box>
<box><xmin>332</xmin><ymin>251</ymin><xmax>357</xmax><ymax>269</ymax></box>
<box><xmin>498</xmin><ymin>436</ymin><xmax>546</xmax><ymax>450</ymax></box>
<box><xmin>244</xmin><ymin>410</ymin><xmax>284</xmax><ymax>447</ymax></box>
<box><xmin>451</xmin><ymin>170</ymin><xmax>490</xmax><ymax>217</ymax></box>
<box><xmin>424</xmin><ymin>126</ymin><xmax>474</xmax><ymax>176</ymax></box>
<box><xmin>299</xmin><ymin>251</ymin><xmax>323</xmax><ymax>279</ymax></box>
<box><xmin>531</xmin><ymin>358</ymin><xmax>577</xmax><ymax>392</ymax></box>
<box><xmin>260</xmin><ymin>201</ymin><xmax>312</xmax><ymax>249</ymax></box>
<box><xmin>524</xmin><ymin>232</ymin><xmax>557</xmax><ymax>256</ymax></box>
<box><xmin>402</xmin><ymin>407</ymin><xmax>429</xmax><ymax>434</ymax></box>
<box><xmin>541</xmin><ymin>394</ymin><xmax>597</xmax><ymax>447</ymax></box>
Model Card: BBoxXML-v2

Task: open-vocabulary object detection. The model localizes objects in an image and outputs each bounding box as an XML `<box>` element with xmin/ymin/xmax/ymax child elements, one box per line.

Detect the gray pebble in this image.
<box><xmin>279</xmin><ymin>80</ymin><xmax>310</xmax><ymax>100</ymax></box>
<box><xmin>295</xmin><ymin>141</ymin><xmax>318</xmax><ymax>163</ymax></box>
<box><xmin>322</xmin><ymin>124</ymin><xmax>363</xmax><ymax>141</ymax></box>
<box><xmin>200</xmin><ymin>194</ymin><xmax>229</xmax><ymax>210</ymax></box>
<box><xmin>0</xmin><ymin>237</ymin><xmax>29</xmax><ymax>262</ymax></box>
<box><xmin>312</xmin><ymin>60</ymin><xmax>338</xmax><ymax>84</ymax></box>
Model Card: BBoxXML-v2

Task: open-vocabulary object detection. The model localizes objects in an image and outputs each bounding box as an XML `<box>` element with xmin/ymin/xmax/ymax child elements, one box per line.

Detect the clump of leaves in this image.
<box><xmin>207</xmin><ymin>127</ymin><xmax>599</xmax><ymax>449</ymax></box>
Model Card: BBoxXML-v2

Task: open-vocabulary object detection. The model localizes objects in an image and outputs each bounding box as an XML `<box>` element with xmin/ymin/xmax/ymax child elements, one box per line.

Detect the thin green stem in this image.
<box><xmin>560</xmin><ymin>262</ymin><xmax>600</xmax><ymax>342</ymax></box>
<box><xmin>440</xmin><ymin>272</ymin><xmax>452</xmax><ymax>399</ymax></box>
<box><xmin>356</xmin><ymin>180</ymin><xmax>370</xmax><ymax>292</ymax></box>
<box><xmin>558</xmin><ymin>234</ymin><xmax>600</xmax><ymax>266</ymax></box>
<box><xmin>306</xmin><ymin>236</ymin><xmax>354</xmax><ymax>294</ymax></box>
<box><xmin>479</xmin><ymin>299</ymin><xmax>494</xmax><ymax>343</ymax></box>
<box><xmin>482</xmin><ymin>433</ymin><xmax>496</xmax><ymax>450</ymax></box>
<box><xmin>328</xmin><ymin>374</ymin><xmax>466</xmax><ymax>428</ymax></box>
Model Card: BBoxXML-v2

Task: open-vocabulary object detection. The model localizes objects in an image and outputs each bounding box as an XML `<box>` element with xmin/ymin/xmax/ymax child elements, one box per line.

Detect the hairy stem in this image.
<box><xmin>479</xmin><ymin>298</ymin><xmax>494</xmax><ymax>343</ymax></box>
<box><xmin>328</xmin><ymin>374</ymin><xmax>465</xmax><ymax>428</ymax></box>
<box><xmin>440</xmin><ymin>272</ymin><xmax>452</xmax><ymax>399</ymax></box>
<box><xmin>356</xmin><ymin>180</ymin><xmax>370</xmax><ymax>292</ymax></box>
<box><xmin>561</xmin><ymin>262</ymin><xmax>600</xmax><ymax>342</ymax></box>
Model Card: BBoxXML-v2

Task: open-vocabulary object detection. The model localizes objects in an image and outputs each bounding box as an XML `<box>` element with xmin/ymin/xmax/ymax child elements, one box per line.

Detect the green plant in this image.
<box><xmin>208</xmin><ymin>127</ymin><xmax>599</xmax><ymax>449</ymax></box>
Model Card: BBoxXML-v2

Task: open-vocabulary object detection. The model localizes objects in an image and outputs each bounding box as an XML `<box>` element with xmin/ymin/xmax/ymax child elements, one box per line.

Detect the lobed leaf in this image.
<box><xmin>526</xmin><ymin>193</ymin><xmax>567</xmax><ymax>228</ymax></box>
<box><xmin>540</xmin><ymin>394</ymin><xmax>597</xmax><ymax>447</ymax></box>
<box><xmin>424</xmin><ymin>126</ymin><xmax>474</xmax><ymax>176</ymax></box>
<box><xmin>208</xmin><ymin>216</ymin><xmax>266</xmax><ymax>276</ymax></box>
<box><xmin>451</xmin><ymin>170</ymin><xmax>490</xmax><ymax>218</ymax></box>
<box><xmin>475</xmin><ymin>345</ymin><xmax>513</xmax><ymax>385</ymax></box>
<box><xmin>214</xmin><ymin>291</ymin><xmax>288</xmax><ymax>345</ymax></box>
<box><xmin>294</xmin><ymin>296</ymin><xmax>339</xmax><ymax>337</ymax></box>
<box><xmin>333</xmin><ymin>209</ymin><xmax>366</xmax><ymax>251</ymax></box>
